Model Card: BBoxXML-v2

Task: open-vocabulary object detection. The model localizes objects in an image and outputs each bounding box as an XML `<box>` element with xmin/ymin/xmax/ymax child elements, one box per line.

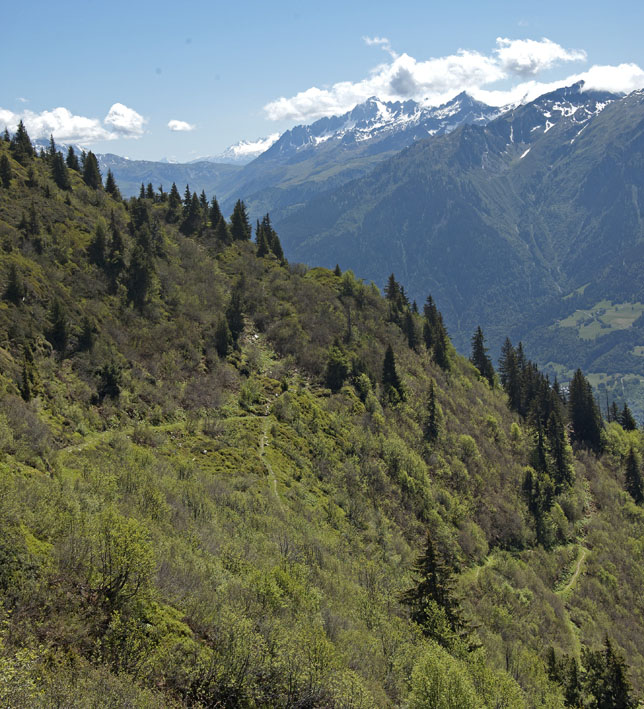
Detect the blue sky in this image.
<box><xmin>2</xmin><ymin>0</ymin><xmax>644</xmax><ymax>161</ymax></box>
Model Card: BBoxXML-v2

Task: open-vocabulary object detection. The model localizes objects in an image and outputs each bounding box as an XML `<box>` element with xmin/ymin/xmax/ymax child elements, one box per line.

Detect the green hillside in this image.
<box><xmin>0</xmin><ymin>133</ymin><xmax>643</xmax><ymax>707</ymax></box>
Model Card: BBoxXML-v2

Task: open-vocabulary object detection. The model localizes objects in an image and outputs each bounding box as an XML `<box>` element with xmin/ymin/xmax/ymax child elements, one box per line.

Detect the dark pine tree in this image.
<box><xmin>568</xmin><ymin>369</ymin><xmax>603</xmax><ymax>453</ymax></box>
<box><xmin>214</xmin><ymin>318</ymin><xmax>232</xmax><ymax>358</ymax></box>
<box><xmin>126</xmin><ymin>246</ymin><xmax>154</xmax><ymax>309</ymax></box>
<box><xmin>547</xmin><ymin>409</ymin><xmax>574</xmax><ymax>492</ymax></box>
<box><xmin>582</xmin><ymin>637</ymin><xmax>637</xmax><ymax>709</ymax></box>
<box><xmin>229</xmin><ymin>199</ymin><xmax>252</xmax><ymax>241</ymax></box>
<box><xmin>107</xmin><ymin>212</ymin><xmax>126</xmax><ymax>292</ymax></box>
<box><xmin>324</xmin><ymin>341</ymin><xmax>349</xmax><ymax>392</ymax></box>
<box><xmin>424</xmin><ymin>380</ymin><xmax>439</xmax><ymax>442</ymax></box>
<box><xmin>47</xmin><ymin>300</ymin><xmax>69</xmax><ymax>354</ymax></box>
<box><xmin>66</xmin><ymin>146</ymin><xmax>80</xmax><ymax>171</ymax></box>
<box><xmin>51</xmin><ymin>151</ymin><xmax>71</xmax><ymax>190</ymax></box>
<box><xmin>333</xmin><ymin>264</ymin><xmax>342</xmax><ymax>277</ymax></box>
<box><xmin>498</xmin><ymin>338</ymin><xmax>522</xmax><ymax>412</ymax></box>
<box><xmin>470</xmin><ymin>326</ymin><xmax>495</xmax><ymax>386</ymax></box>
<box><xmin>403</xmin><ymin>310</ymin><xmax>419</xmax><ymax>351</ymax></box>
<box><xmin>88</xmin><ymin>221</ymin><xmax>107</xmax><ymax>267</ymax></box>
<box><xmin>4</xmin><ymin>263</ymin><xmax>24</xmax><ymax>304</ymax></box>
<box><xmin>180</xmin><ymin>192</ymin><xmax>202</xmax><ymax>236</ymax></box>
<box><xmin>209</xmin><ymin>196</ymin><xmax>222</xmax><ymax>227</ymax></box>
<box><xmin>619</xmin><ymin>403</ymin><xmax>637</xmax><ymax>431</ymax></box>
<box><xmin>401</xmin><ymin>533</ymin><xmax>477</xmax><ymax>651</ymax></box>
<box><xmin>214</xmin><ymin>216</ymin><xmax>231</xmax><ymax>246</ymax></box>
<box><xmin>225</xmin><ymin>286</ymin><xmax>244</xmax><ymax>348</ymax></box>
<box><xmin>105</xmin><ymin>169</ymin><xmax>121</xmax><ymax>199</ymax></box>
<box><xmin>77</xmin><ymin>316</ymin><xmax>96</xmax><ymax>352</ymax></box>
<box><xmin>82</xmin><ymin>151</ymin><xmax>102</xmax><ymax>189</ymax></box>
<box><xmin>10</xmin><ymin>120</ymin><xmax>34</xmax><ymax>164</ymax></box>
<box><xmin>624</xmin><ymin>447</ymin><xmax>644</xmax><ymax>505</ymax></box>
<box><xmin>166</xmin><ymin>182</ymin><xmax>182</xmax><ymax>221</ymax></box>
<box><xmin>382</xmin><ymin>344</ymin><xmax>404</xmax><ymax>402</ymax></box>
<box><xmin>0</xmin><ymin>153</ymin><xmax>12</xmax><ymax>187</ymax></box>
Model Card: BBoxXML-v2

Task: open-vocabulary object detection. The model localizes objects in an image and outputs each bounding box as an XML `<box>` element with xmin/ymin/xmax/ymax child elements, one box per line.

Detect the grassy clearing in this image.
<box><xmin>558</xmin><ymin>300</ymin><xmax>644</xmax><ymax>340</ymax></box>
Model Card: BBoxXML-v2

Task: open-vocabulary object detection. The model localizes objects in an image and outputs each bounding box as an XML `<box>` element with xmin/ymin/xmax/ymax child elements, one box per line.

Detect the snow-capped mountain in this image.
<box><xmin>192</xmin><ymin>134</ymin><xmax>281</xmax><ymax>165</ymax></box>
<box><xmin>499</xmin><ymin>81</ymin><xmax>619</xmax><ymax>146</ymax></box>
<box><xmin>258</xmin><ymin>93</ymin><xmax>503</xmax><ymax>162</ymax></box>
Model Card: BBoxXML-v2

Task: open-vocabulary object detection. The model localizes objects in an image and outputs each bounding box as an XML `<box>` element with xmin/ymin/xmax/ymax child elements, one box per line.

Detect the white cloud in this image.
<box><xmin>0</xmin><ymin>103</ymin><xmax>146</xmax><ymax>143</ymax></box>
<box><xmin>264</xmin><ymin>37</ymin><xmax>601</xmax><ymax>122</ymax></box>
<box><xmin>495</xmin><ymin>37</ymin><xmax>586</xmax><ymax>76</ymax></box>
<box><xmin>579</xmin><ymin>63</ymin><xmax>644</xmax><ymax>93</ymax></box>
<box><xmin>104</xmin><ymin>102</ymin><xmax>146</xmax><ymax>137</ymax></box>
<box><xmin>363</xmin><ymin>35</ymin><xmax>397</xmax><ymax>58</ymax></box>
<box><xmin>168</xmin><ymin>119</ymin><xmax>195</xmax><ymax>132</ymax></box>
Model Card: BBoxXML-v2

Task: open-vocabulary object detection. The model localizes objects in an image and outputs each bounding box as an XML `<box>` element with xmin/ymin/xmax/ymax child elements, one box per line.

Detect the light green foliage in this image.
<box><xmin>0</xmin><ymin>141</ymin><xmax>642</xmax><ymax>706</ymax></box>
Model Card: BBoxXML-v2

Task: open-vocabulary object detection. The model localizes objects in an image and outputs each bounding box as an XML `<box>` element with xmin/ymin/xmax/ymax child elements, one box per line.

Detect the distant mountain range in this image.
<box><xmin>276</xmin><ymin>82</ymin><xmax>644</xmax><ymax>417</ymax></box>
<box><xmin>95</xmin><ymin>93</ymin><xmax>503</xmax><ymax>210</ymax></box>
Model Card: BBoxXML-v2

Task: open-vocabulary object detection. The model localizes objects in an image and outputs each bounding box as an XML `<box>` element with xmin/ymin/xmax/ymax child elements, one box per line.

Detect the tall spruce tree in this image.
<box><xmin>498</xmin><ymin>338</ymin><xmax>521</xmax><ymax>412</ymax></box>
<box><xmin>424</xmin><ymin>380</ymin><xmax>439</xmax><ymax>442</ymax></box>
<box><xmin>4</xmin><ymin>263</ymin><xmax>24</xmax><ymax>304</ymax></box>
<box><xmin>619</xmin><ymin>403</ymin><xmax>637</xmax><ymax>431</ymax></box>
<box><xmin>0</xmin><ymin>153</ymin><xmax>12</xmax><ymax>187</ymax></box>
<box><xmin>229</xmin><ymin>199</ymin><xmax>252</xmax><ymax>241</ymax></box>
<box><xmin>470</xmin><ymin>326</ymin><xmax>495</xmax><ymax>386</ymax></box>
<box><xmin>10</xmin><ymin>120</ymin><xmax>34</xmax><ymax>164</ymax></box>
<box><xmin>105</xmin><ymin>169</ymin><xmax>121</xmax><ymax>199</ymax></box>
<box><xmin>624</xmin><ymin>447</ymin><xmax>644</xmax><ymax>504</ymax></box>
<box><xmin>402</xmin><ymin>533</ymin><xmax>477</xmax><ymax>651</ymax></box>
<box><xmin>568</xmin><ymin>369</ymin><xmax>603</xmax><ymax>453</ymax></box>
<box><xmin>51</xmin><ymin>151</ymin><xmax>71</xmax><ymax>190</ymax></box>
<box><xmin>66</xmin><ymin>145</ymin><xmax>80</xmax><ymax>171</ymax></box>
<box><xmin>382</xmin><ymin>344</ymin><xmax>404</xmax><ymax>402</ymax></box>
<box><xmin>47</xmin><ymin>300</ymin><xmax>69</xmax><ymax>354</ymax></box>
<box><xmin>82</xmin><ymin>151</ymin><xmax>102</xmax><ymax>189</ymax></box>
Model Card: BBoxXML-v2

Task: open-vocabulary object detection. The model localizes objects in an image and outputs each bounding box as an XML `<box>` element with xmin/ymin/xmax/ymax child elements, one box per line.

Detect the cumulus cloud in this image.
<box><xmin>495</xmin><ymin>37</ymin><xmax>586</xmax><ymax>76</ymax></box>
<box><xmin>104</xmin><ymin>103</ymin><xmax>146</xmax><ymax>137</ymax></box>
<box><xmin>264</xmin><ymin>36</ymin><xmax>622</xmax><ymax>122</ymax></box>
<box><xmin>0</xmin><ymin>102</ymin><xmax>146</xmax><ymax>143</ymax></box>
<box><xmin>168</xmin><ymin>119</ymin><xmax>195</xmax><ymax>132</ymax></box>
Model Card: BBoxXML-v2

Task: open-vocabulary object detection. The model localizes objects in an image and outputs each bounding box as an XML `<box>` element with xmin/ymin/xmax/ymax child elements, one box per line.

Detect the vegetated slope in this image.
<box><xmin>276</xmin><ymin>84</ymin><xmax>644</xmax><ymax>418</ymax></box>
<box><xmin>0</xmin><ymin>136</ymin><xmax>643</xmax><ymax>707</ymax></box>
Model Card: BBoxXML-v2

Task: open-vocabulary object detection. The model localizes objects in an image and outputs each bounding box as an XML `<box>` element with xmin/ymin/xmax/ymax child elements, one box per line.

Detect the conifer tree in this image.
<box><xmin>66</xmin><ymin>145</ymin><xmax>80</xmax><ymax>171</ymax></box>
<box><xmin>214</xmin><ymin>216</ymin><xmax>231</xmax><ymax>246</ymax></box>
<box><xmin>183</xmin><ymin>184</ymin><xmax>192</xmax><ymax>211</ymax></box>
<box><xmin>608</xmin><ymin>401</ymin><xmax>620</xmax><ymax>424</ymax></box>
<box><xmin>107</xmin><ymin>213</ymin><xmax>126</xmax><ymax>292</ymax></box>
<box><xmin>89</xmin><ymin>220</ymin><xmax>107</xmax><ymax>267</ymax></box>
<box><xmin>180</xmin><ymin>192</ymin><xmax>202</xmax><ymax>236</ymax></box>
<box><xmin>214</xmin><ymin>317</ymin><xmax>232</xmax><ymax>358</ymax></box>
<box><xmin>77</xmin><ymin>316</ymin><xmax>96</xmax><ymax>352</ymax></box>
<box><xmin>424</xmin><ymin>380</ymin><xmax>439</xmax><ymax>442</ymax></box>
<box><xmin>382</xmin><ymin>344</ymin><xmax>404</xmax><ymax>402</ymax></box>
<box><xmin>139</xmin><ymin>183</ymin><xmax>146</xmax><ymax>200</ymax></box>
<box><xmin>568</xmin><ymin>369</ymin><xmax>603</xmax><ymax>452</ymax></box>
<box><xmin>10</xmin><ymin>120</ymin><xmax>34</xmax><ymax>163</ymax></box>
<box><xmin>82</xmin><ymin>151</ymin><xmax>102</xmax><ymax>189</ymax></box>
<box><xmin>0</xmin><ymin>153</ymin><xmax>12</xmax><ymax>187</ymax></box>
<box><xmin>256</xmin><ymin>219</ymin><xmax>270</xmax><ymax>257</ymax></box>
<box><xmin>51</xmin><ymin>151</ymin><xmax>71</xmax><ymax>190</ymax></box>
<box><xmin>547</xmin><ymin>409</ymin><xmax>574</xmax><ymax>492</ymax></box>
<box><xmin>126</xmin><ymin>245</ymin><xmax>153</xmax><ymax>309</ymax></box>
<box><xmin>582</xmin><ymin>638</ymin><xmax>636</xmax><ymax>709</ymax></box>
<box><xmin>619</xmin><ymin>403</ymin><xmax>637</xmax><ymax>431</ymax></box>
<box><xmin>2</xmin><ymin>127</ymin><xmax>9</xmax><ymax>142</ymax></box>
<box><xmin>225</xmin><ymin>284</ymin><xmax>245</xmax><ymax>347</ymax></box>
<box><xmin>624</xmin><ymin>447</ymin><xmax>644</xmax><ymax>504</ymax></box>
<box><xmin>209</xmin><ymin>196</ymin><xmax>222</xmax><ymax>226</ymax></box>
<box><xmin>166</xmin><ymin>182</ymin><xmax>182</xmax><ymax>221</ymax></box>
<box><xmin>229</xmin><ymin>199</ymin><xmax>252</xmax><ymax>241</ymax></box>
<box><xmin>402</xmin><ymin>533</ymin><xmax>477</xmax><ymax>651</ymax></box>
<box><xmin>403</xmin><ymin>310</ymin><xmax>419</xmax><ymax>351</ymax></box>
<box><xmin>4</xmin><ymin>263</ymin><xmax>24</xmax><ymax>304</ymax></box>
<box><xmin>334</xmin><ymin>264</ymin><xmax>342</xmax><ymax>277</ymax></box>
<box><xmin>499</xmin><ymin>338</ymin><xmax>522</xmax><ymax>411</ymax></box>
<box><xmin>19</xmin><ymin>345</ymin><xmax>38</xmax><ymax>402</ymax></box>
<box><xmin>324</xmin><ymin>341</ymin><xmax>349</xmax><ymax>392</ymax></box>
<box><xmin>146</xmin><ymin>182</ymin><xmax>155</xmax><ymax>201</ymax></box>
<box><xmin>470</xmin><ymin>326</ymin><xmax>495</xmax><ymax>386</ymax></box>
<box><xmin>105</xmin><ymin>169</ymin><xmax>121</xmax><ymax>199</ymax></box>
<box><xmin>47</xmin><ymin>300</ymin><xmax>69</xmax><ymax>353</ymax></box>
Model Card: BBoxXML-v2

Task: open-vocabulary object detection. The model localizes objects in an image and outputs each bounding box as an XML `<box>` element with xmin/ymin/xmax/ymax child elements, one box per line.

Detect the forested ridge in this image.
<box><xmin>0</xmin><ymin>127</ymin><xmax>643</xmax><ymax>707</ymax></box>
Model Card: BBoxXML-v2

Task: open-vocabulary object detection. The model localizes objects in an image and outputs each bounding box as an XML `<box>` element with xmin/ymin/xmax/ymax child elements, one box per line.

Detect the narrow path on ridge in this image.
<box><xmin>259</xmin><ymin>410</ymin><xmax>284</xmax><ymax>513</ymax></box>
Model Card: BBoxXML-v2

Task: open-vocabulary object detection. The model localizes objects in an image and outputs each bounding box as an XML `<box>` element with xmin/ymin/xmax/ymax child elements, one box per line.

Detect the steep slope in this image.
<box><xmin>277</xmin><ymin>83</ymin><xmax>644</xmax><ymax>416</ymax></box>
<box><xmin>0</xmin><ymin>136</ymin><xmax>642</xmax><ymax>707</ymax></box>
